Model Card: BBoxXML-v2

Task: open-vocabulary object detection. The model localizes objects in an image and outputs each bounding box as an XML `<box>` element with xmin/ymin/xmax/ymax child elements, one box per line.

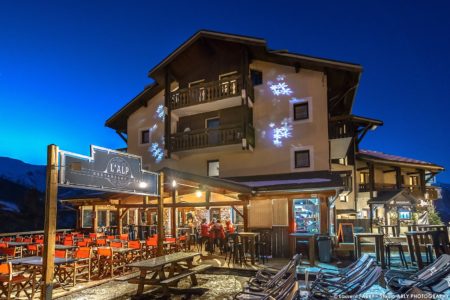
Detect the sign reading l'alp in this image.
<box><xmin>59</xmin><ymin>145</ymin><xmax>159</xmax><ymax>196</ymax></box>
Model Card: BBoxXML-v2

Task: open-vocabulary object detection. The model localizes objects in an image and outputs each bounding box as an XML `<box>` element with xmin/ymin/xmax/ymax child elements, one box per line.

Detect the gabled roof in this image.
<box><xmin>357</xmin><ymin>149</ymin><xmax>444</xmax><ymax>171</ymax></box>
<box><xmin>106</xmin><ymin>30</ymin><xmax>363</xmax><ymax>132</ymax></box>
<box><xmin>330</xmin><ymin>114</ymin><xmax>384</xmax><ymax>127</ymax></box>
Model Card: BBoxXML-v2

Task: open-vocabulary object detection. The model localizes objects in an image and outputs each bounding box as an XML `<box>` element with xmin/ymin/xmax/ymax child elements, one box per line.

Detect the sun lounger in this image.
<box><xmin>386</xmin><ymin>254</ymin><xmax>450</xmax><ymax>294</ymax></box>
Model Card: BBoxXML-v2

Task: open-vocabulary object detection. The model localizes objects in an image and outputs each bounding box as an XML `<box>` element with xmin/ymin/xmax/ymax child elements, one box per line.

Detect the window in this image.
<box><xmin>294</xmin><ymin>150</ymin><xmax>310</xmax><ymax>168</ymax></box>
<box><xmin>360</xmin><ymin>172</ymin><xmax>369</xmax><ymax>184</ymax></box>
<box><xmin>250</xmin><ymin>69</ymin><xmax>263</xmax><ymax>86</ymax></box>
<box><xmin>293</xmin><ymin>198</ymin><xmax>320</xmax><ymax>233</ymax></box>
<box><xmin>141</xmin><ymin>129</ymin><xmax>149</xmax><ymax>144</ymax></box>
<box><xmin>109</xmin><ymin>211</ymin><xmax>117</xmax><ymax>226</ymax></box>
<box><xmin>82</xmin><ymin>209</ymin><xmax>93</xmax><ymax>228</ymax></box>
<box><xmin>97</xmin><ymin>211</ymin><xmax>107</xmax><ymax>227</ymax></box>
<box><xmin>293</xmin><ymin>102</ymin><xmax>309</xmax><ymax>121</ymax></box>
<box><xmin>410</xmin><ymin>176</ymin><xmax>419</xmax><ymax>186</ymax></box>
<box><xmin>207</xmin><ymin>160</ymin><xmax>220</xmax><ymax>177</ymax></box>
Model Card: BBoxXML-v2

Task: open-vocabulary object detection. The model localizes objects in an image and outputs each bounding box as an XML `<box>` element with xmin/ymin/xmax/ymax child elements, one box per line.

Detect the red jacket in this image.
<box><xmin>200</xmin><ymin>223</ymin><xmax>210</xmax><ymax>237</ymax></box>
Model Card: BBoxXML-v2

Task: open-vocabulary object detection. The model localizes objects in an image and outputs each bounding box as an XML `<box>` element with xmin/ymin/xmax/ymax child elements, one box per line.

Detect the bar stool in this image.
<box><xmin>255</xmin><ymin>232</ymin><xmax>270</xmax><ymax>264</ymax></box>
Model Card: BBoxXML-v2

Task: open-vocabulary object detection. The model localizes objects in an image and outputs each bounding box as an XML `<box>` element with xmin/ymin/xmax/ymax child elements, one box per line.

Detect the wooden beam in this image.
<box><xmin>231</xmin><ymin>206</ymin><xmax>244</xmax><ymax>218</ymax></box>
<box><xmin>117</xmin><ymin>208</ymin><xmax>122</xmax><ymax>234</ymax></box>
<box><xmin>205</xmin><ymin>190</ymin><xmax>211</xmax><ymax>209</ymax></box>
<box><xmin>395</xmin><ymin>167</ymin><xmax>403</xmax><ymax>189</ymax></box>
<box><xmin>383</xmin><ymin>169</ymin><xmax>396</xmax><ymax>174</ymax></box>
<box><xmin>368</xmin><ymin>163</ymin><xmax>375</xmax><ymax>199</ymax></box>
<box><xmin>120</xmin><ymin>208</ymin><xmax>129</xmax><ymax>219</ymax></box>
<box><xmin>419</xmin><ymin>169</ymin><xmax>426</xmax><ymax>196</ymax></box>
<box><xmin>42</xmin><ymin>144</ymin><xmax>59</xmax><ymax>300</ymax></box>
<box><xmin>116</xmin><ymin>130</ymin><xmax>128</xmax><ymax>143</ymax></box>
<box><xmin>92</xmin><ymin>205</ymin><xmax>97</xmax><ymax>233</ymax></box>
<box><xmin>243</xmin><ymin>202</ymin><xmax>248</xmax><ymax>231</ymax></box>
<box><xmin>357</xmin><ymin>167</ymin><xmax>369</xmax><ymax>171</ymax></box>
<box><xmin>157</xmin><ymin>172</ymin><xmax>164</xmax><ymax>256</ymax></box>
<box><xmin>171</xmin><ymin>189</ymin><xmax>177</xmax><ymax>237</ymax></box>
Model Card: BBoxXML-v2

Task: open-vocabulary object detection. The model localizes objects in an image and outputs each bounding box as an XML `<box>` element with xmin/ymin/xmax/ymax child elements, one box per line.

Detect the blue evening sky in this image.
<box><xmin>0</xmin><ymin>1</ymin><xmax>449</xmax><ymax>181</ymax></box>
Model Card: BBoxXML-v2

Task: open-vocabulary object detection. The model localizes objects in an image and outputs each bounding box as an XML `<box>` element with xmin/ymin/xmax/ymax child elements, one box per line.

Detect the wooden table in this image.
<box><xmin>404</xmin><ymin>230</ymin><xmax>450</xmax><ymax>270</ymax></box>
<box><xmin>237</xmin><ymin>232</ymin><xmax>259</xmax><ymax>264</ymax></box>
<box><xmin>9</xmin><ymin>256</ymin><xmax>78</xmax><ymax>291</ymax></box>
<box><xmin>127</xmin><ymin>252</ymin><xmax>201</xmax><ymax>295</ymax></box>
<box><xmin>289</xmin><ymin>233</ymin><xmax>315</xmax><ymax>266</ymax></box>
<box><xmin>353</xmin><ymin>233</ymin><xmax>385</xmax><ymax>269</ymax></box>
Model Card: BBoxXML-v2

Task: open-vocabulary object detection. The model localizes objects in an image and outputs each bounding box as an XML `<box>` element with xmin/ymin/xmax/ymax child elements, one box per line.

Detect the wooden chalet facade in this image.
<box><xmin>62</xmin><ymin>30</ymin><xmax>444</xmax><ymax>257</ymax></box>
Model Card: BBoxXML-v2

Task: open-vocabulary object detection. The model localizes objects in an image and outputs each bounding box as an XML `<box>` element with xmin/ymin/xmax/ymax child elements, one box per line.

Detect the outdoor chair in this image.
<box><xmin>106</xmin><ymin>235</ymin><xmax>115</xmax><ymax>241</ymax></box>
<box><xmin>97</xmin><ymin>247</ymin><xmax>125</xmax><ymax>278</ymax></box>
<box><xmin>307</xmin><ymin>264</ymin><xmax>382</xmax><ymax>299</ymax></box>
<box><xmin>0</xmin><ymin>262</ymin><xmax>34</xmax><ymax>299</ymax></box>
<box><xmin>15</xmin><ymin>237</ymin><xmax>24</xmax><ymax>243</ymax></box>
<box><xmin>119</xmin><ymin>234</ymin><xmax>129</xmax><ymax>241</ymax></box>
<box><xmin>385</xmin><ymin>254</ymin><xmax>450</xmax><ymax>294</ymax></box>
<box><xmin>2</xmin><ymin>238</ymin><xmax>11</xmax><ymax>243</ymax></box>
<box><xmin>247</xmin><ymin>254</ymin><xmax>301</xmax><ymax>292</ymax></box>
<box><xmin>144</xmin><ymin>238</ymin><xmax>157</xmax><ymax>258</ymax></box>
<box><xmin>110</xmin><ymin>241</ymin><xmax>123</xmax><ymax>248</ymax></box>
<box><xmin>0</xmin><ymin>248</ymin><xmax>15</xmax><ymax>261</ymax></box>
<box><xmin>127</xmin><ymin>241</ymin><xmax>142</xmax><ymax>262</ymax></box>
<box><xmin>59</xmin><ymin>247</ymin><xmax>92</xmax><ymax>286</ymax></box>
<box><xmin>96</xmin><ymin>238</ymin><xmax>107</xmax><ymax>246</ymax></box>
<box><xmin>35</xmin><ymin>239</ymin><xmax>44</xmax><ymax>245</ymax></box>
<box><xmin>164</xmin><ymin>237</ymin><xmax>177</xmax><ymax>253</ymax></box>
<box><xmin>55</xmin><ymin>249</ymin><xmax>68</xmax><ymax>259</ymax></box>
<box><xmin>0</xmin><ymin>243</ymin><xmax>7</xmax><ymax>249</ymax></box>
<box><xmin>25</xmin><ymin>244</ymin><xmax>39</xmax><ymax>256</ymax></box>
<box><xmin>23</xmin><ymin>238</ymin><xmax>32</xmax><ymax>243</ymax></box>
<box><xmin>235</xmin><ymin>270</ymin><xmax>298</xmax><ymax>300</ymax></box>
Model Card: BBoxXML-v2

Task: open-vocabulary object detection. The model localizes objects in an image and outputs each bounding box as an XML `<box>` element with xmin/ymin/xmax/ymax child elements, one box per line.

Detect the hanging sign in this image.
<box><xmin>59</xmin><ymin>145</ymin><xmax>159</xmax><ymax>196</ymax></box>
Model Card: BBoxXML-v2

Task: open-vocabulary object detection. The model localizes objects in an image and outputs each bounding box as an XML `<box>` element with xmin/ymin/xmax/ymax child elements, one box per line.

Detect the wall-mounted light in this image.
<box><xmin>172</xmin><ymin>180</ymin><xmax>177</xmax><ymax>188</ymax></box>
<box><xmin>195</xmin><ymin>190</ymin><xmax>202</xmax><ymax>198</ymax></box>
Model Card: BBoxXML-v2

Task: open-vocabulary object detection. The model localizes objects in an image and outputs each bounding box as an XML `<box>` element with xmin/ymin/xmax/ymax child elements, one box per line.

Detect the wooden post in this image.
<box><xmin>369</xmin><ymin>203</ymin><xmax>373</xmax><ymax>233</ymax></box>
<box><xmin>117</xmin><ymin>208</ymin><xmax>122</xmax><ymax>235</ymax></box>
<box><xmin>41</xmin><ymin>144</ymin><xmax>59</xmax><ymax>300</ymax></box>
<box><xmin>157</xmin><ymin>172</ymin><xmax>164</xmax><ymax>256</ymax></box>
<box><xmin>171</xmin><ymin>189</ymin><xmax>177</xmax><ymax>237</ymax></box>
<box><xmin>243</xmin><ymin>201</ymin><xmax>248</xmax><ymax>231</ymax></box>
<box><xmin>419</xmin><ymin>169</ymin><xmax>426</xmax><ymax>197</ymax></box>
<box><xmin>92</xmin><ymin>205</ymin><xmax>97</xmax><ymax>233</ymax></box>
<box><xmin>395</xmin><ymin>167</ymin><xmax>402</xmax><ymax>189</ymax></box>
<box><xmin>205</xmin><ymin>190</ymin><xmax>211</xmax><ymax>210</ymax></box>
<box><xmin>76</xmin><ymin>207</ymin><xmax>81</xmax><ymax>230</ymax></box>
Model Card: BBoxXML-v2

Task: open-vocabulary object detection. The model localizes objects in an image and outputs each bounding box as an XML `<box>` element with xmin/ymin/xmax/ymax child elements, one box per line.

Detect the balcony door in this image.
<box><xmin>206</xmin><ymin>117</ymin><xmax>220</xmax><ymax>146</ymax></box>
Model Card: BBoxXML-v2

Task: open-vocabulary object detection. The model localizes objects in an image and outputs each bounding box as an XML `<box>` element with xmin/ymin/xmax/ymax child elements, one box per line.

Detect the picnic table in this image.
<box><xmin>127</xmin><ymin>252</ymin><xmax>210</xmax><ymax>296</ymax></box>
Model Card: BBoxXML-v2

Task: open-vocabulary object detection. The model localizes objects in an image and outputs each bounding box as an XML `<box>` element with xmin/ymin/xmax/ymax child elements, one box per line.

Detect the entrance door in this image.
<box><xmin>206</xmin><ymin>118</ymin><xmax>220</xmax><ymax>146</ymax></box>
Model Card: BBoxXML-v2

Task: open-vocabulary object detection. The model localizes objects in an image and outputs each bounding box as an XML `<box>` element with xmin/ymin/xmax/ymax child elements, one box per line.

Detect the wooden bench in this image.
<box><xmin>160</xmin><ymin>264</ymin><xmax>212</xmax><ymax>294</ymax></box>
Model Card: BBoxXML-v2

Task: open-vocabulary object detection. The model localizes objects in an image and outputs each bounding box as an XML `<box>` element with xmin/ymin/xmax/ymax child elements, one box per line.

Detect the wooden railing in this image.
<box><xmin>0</xmin><ymin>228</ymin><xmax>73</xmax><ymax>237</ymax></box>
<box><xmin>358</xmin><ymin>183</ymin><xmax>398</xmax><ymax>192</ymax></box>
<box><xmin>170</xmin><ymin>75</ymin><xmax>253</xmax><ymax>110</ymax></box>
<box><xmin>170</xmin><ymin>123</ymin><xmax>254</xmax><ymax>152</ymax></box>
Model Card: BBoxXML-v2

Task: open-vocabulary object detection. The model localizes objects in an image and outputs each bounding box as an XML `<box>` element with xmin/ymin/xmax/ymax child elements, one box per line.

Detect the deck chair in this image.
<box><xmin>248</xmin><ymin>254</ymin><xmax>301</xmax><ymax>291</ymax></box>
<box><xmin>0</xmin><ymin>262</ymin><xmax>34</xmax><ymax>299</ymax></box>
<box><xmin>386</xmin><ymin>254</ymin><xmax>450</xmax><ymax>294</ymax></box>
<box><xmin>235</xmin><ymin>271</ymin><xmax>298</xmax><ymax>300</ymax></box>
<box><xmin>308</xmin><ymin>265</ymin><xmax>382</xmax><ymax>299</ymax></box>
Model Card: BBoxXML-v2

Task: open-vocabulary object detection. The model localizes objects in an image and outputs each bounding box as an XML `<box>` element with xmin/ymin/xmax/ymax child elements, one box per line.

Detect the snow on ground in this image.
<box><xmin>0</xmin><ymin>156</ymin><xmax>46</xmax><ymax>191</ymax></box>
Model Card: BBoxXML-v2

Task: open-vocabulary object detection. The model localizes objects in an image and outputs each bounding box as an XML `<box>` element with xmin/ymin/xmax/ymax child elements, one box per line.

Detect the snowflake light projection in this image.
<box><xmin>272</xmin><ymin>118</ymin><xmax>293</xmax><ymax>147</ymax></box>
<box><xmin>155</xmin><ymin>104</ymin><xmax>165</xmax><ymax>121</ymax></box>
<box><xmin>149</xmin><ymin>142</ymin><xmax>164</xmax><ymax>163</ymax></box>
<box><xmin>270</xmin><ymin>82</ymin><xmax>293</xmax><ymax>96</ymax></box>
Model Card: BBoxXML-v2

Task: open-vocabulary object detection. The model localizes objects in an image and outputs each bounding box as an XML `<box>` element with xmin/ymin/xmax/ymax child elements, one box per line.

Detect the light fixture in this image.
<box><xmin>138</xmin><ymin>181</ymin><xmax>148</xmax><ymax>188</ymax></box>
<box><xmin>195</xmin><ymin>190</ymin><xmax>202</xmax><ymax>198</ymax></box>
<box><xmin>172</xmin><ymin>180</ymin><xmax>177</xmax><ymax>188</ymax></box>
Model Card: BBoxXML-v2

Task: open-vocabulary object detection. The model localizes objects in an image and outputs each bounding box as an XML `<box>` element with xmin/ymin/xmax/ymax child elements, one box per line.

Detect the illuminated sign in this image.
<box><xmin>59</xmin><ymin>145</ymin><xmax>159</xmax><ymax>196</ymax></box>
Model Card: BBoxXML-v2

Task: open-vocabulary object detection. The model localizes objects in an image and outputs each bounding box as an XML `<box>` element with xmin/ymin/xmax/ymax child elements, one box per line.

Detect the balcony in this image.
<box><xmin>358</xmin><ymin>183</ymin><xmax>398</xmax><ymax>192</ymax></box>
<box><xmin>170</xmin><ymin>74</ymin><xmax>254</xmax><ymax>114</ymax></box>
<box><xmin>170</xmin><ymin>123</ymin><xmax>255</xmax><ymax>152</ymax></box>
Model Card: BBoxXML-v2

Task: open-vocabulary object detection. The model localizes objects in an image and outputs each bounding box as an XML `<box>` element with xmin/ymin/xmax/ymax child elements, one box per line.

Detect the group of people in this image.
<box><xmin>199</xmin><ymin>218</ymin><xmax>235</xmax><ymax>253</ymax></box>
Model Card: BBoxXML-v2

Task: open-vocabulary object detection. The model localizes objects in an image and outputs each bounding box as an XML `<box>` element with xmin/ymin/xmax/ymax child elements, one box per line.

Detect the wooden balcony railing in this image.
<box><xmin>358</xmin><ymin>183</ymin><xmax>398</xmax><ymax>192</ymax></box>
<box><xmin>170</xmin><ymin>74</ymin><xmax>253</xmax><ymax>110</ymax></box>
<box><xmin>170</xmin><ymin>123</ymin><xmax>254</xmax><ymax>152</ymax></box>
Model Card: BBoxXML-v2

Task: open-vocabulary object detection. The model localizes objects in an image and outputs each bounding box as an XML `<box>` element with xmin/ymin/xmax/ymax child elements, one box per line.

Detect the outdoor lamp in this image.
<box><xmin>195</xmin><ymin>190</ymin><xmax>202</xmax><ymax>198</ymax></box>
<box><xmin>172</xmin><ymin>180</ymin><xmax>177</xmax><ymax>188</ymax></box>
<box><xmin>138</xmin><ymin>181</ymin><xmax>148</xmax><ymax>188</ymax></box>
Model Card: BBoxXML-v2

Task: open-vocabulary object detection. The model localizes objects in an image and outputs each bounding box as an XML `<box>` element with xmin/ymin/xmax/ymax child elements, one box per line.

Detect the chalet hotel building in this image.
<box><xmin>65</xmin><ymin>31</ymin><xmax>443</xmax><ymax>257</ymax></box>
